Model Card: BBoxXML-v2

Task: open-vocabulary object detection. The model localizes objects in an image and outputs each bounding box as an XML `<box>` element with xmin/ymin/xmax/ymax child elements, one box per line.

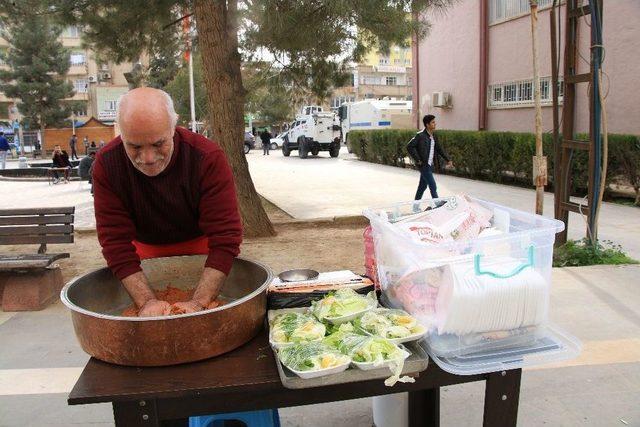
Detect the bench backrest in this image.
<box><xmin>0</xmin><ymin>207</ymin><xmax>75</xmax><ymax>254</ymax></box>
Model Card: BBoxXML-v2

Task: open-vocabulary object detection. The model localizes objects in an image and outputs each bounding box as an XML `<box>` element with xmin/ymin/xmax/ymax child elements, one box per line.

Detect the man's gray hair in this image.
<box><xmin>116</xmin><ymin>88</ymin><xmax>178</xmax><ymax>129</ymax></box>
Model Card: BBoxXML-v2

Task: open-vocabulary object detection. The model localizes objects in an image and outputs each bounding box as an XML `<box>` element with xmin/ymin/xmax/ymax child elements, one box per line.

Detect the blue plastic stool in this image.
<box><xmin>189</xmin><ymin>409</ymin><xmax>280</xmax><ymax>427</ymax></box>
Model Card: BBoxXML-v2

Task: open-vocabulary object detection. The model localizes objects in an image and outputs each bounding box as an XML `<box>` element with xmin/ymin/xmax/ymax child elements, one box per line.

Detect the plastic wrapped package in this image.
<box><xmin>364</xmin><ymin>196</ymin><xmax>581</xmax><ymax>375</ymax></box>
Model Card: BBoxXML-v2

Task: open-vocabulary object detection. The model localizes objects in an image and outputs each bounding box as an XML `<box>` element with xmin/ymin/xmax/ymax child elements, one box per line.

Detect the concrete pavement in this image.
<box><xmin>247</xmin><ymin>147</ymin><xmax>640</xmax><ymax>259</ymax></box>
<box><xmin>2</xmin><ymin>147</ymin><xmax>638</xmax><ymax>257</ymax></box>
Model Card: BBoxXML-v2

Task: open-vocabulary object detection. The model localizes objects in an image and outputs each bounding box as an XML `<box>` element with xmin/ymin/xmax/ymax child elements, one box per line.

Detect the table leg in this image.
<box><xmin>409</xmin><ymin>387</ymin><xmax>440</xmax><ymax>427</ymax></box>
<box><xmin>482</xmin><ymin>369</ymin><xmax>522</xmax><ymax>427</ymax></box>
<box><xmin>112</xmin><ymin>400</ymin><xmax>189</xmax><ymax>427</ymax></box>
<box><xmin>113</xmin><ymin>400</ymin><xmax>161</xmax><ymax>427</ymax></box>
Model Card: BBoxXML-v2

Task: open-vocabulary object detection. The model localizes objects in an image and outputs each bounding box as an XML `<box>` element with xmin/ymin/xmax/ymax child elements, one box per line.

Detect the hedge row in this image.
<box><xmin>348</xmin><ymin>129</ymin><xmax>640</xmax><ymax>205</ymax></box>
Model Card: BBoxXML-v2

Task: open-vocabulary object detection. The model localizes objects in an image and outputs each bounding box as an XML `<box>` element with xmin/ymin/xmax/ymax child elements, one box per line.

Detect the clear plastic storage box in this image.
<box><xmin>363</xmin><ymin>196</ymin><xmax>581</xmax><ymax>375</ymax></box>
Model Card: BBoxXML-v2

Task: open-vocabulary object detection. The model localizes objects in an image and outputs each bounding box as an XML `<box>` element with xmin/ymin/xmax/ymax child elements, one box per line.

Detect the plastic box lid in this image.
<box><xmin>420</xmin><ymin>323</ymin><xmax>581</xmax><ymax>376</ymax></box>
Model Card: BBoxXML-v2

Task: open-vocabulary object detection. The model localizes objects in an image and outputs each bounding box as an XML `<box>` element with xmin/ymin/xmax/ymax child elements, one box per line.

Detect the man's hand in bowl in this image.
<box><xmin>139</xmin><ymin>299</ymin><xmax>172</xmax><ymax>317</ymax></box>
<box><xmin>171</xmin><ymin>300</ymin><xmax>205</xmax><ymax>315</ymax></box>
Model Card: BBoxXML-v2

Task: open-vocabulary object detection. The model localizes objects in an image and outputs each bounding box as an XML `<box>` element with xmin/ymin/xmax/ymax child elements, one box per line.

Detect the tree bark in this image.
<box><xmin>193</xmin><ymin>0</ymin><xmax>276</xmax><ymax>238</ymax></box>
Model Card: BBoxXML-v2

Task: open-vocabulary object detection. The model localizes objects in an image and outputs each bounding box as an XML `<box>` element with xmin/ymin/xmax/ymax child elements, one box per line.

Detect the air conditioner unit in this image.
<box><xmin>101</xmin><ymin>72</ymin><xmax>112</xmax><ymax>80</ymax></box>
<box><xmin>87</xmin><ymin>75</ymin><xmax>97</xmax><ymax>83</ymax></box>
<box><xmin>432</xmin><ymin>91</ymin><xmax>452</xmax><ymax>108</ymax></box>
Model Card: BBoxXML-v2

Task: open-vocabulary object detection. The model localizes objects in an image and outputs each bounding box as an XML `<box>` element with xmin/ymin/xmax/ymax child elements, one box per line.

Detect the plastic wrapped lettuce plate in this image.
<box><xmin>311</xmin><ymin>288</ymin><xmax>378</xmax><ymax>325</ymax></box>
<box><xmin>277</xmin><ymin>342</ymin><xmax>351</xmax><ymax>379</ymax></box>
<box><xmin>355</xmin><ymin>308</ymin><xmax>428</xmax><ymax>345</ymax></box>
<box><xmin>324</xmin><ymin>331</ymin><xmax>415</xmax><ymax>386</ymax></box>
<box><xmin>268</xmin><ymin>308</ymin><xmax>327</xmax><ymax>349</ymax></box>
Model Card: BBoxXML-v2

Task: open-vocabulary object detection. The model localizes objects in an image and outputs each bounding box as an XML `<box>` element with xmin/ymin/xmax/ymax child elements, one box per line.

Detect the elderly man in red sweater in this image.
<box><xmin>93</xmin><ymin>87</ymin><xmax>242</xmax><ymax>317</ymax></box>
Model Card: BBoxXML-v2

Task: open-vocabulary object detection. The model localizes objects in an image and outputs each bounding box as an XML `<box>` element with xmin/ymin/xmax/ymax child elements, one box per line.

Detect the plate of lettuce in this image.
<box><xmin>354</xmin><ymin>308</ymin><xmax>427</xmax><ymax>344</ymax></box>
<box><xmin>269</xmin><ymin>309</ymin><xmax>326</xmax><ymax>349</ymax></box>
<box><xmin>310</xmin><ymin>288</ymin><xmax>378</xmax><ymax>324</ymax></box>
<box><xmin>323</xmin><ymin>331</ymin><xmax>413</xmax><ymax>386</ymax></box>
<box><xmin>278</xmin><ymin>342</ymin><xmax>351</xmax><ymax>379</ymax></box>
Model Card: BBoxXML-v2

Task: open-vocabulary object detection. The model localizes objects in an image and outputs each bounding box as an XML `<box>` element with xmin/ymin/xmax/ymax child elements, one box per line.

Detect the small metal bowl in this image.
<box><xmin>278</xmin><ymin>268</ymin><xmax>319</xmax><ymax>282</ymax></box>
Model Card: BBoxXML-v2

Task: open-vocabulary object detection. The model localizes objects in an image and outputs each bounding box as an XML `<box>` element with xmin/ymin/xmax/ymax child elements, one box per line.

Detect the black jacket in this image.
<box><xmin>259</xmin><ymin>131</ymin><xmax>272</xmax><ymax>145</ymax></box>
<box><xmin>407</xmin><ymin>129</ymin><xmax>450</xmax><ymax>167</ymax></box>
<box><xmin>52</xmin><ymin>151</ymin><xmax>72</xmax><ymax>168</ymax></box>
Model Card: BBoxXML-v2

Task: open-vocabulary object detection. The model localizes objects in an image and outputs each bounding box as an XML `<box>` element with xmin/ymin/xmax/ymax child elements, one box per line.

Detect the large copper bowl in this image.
<box><xmin>61</xmin><ymin>255</ymin><xmax>272</xmax><ymax>366</ymax></box>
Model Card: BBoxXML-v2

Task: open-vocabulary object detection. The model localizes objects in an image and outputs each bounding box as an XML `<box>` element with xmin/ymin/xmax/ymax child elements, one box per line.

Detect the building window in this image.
<box><xmin>330</xmin><ymin>95</ymin><xmax>355</xmax><ymax>109</ymax></box>
<box><xmin>378</xmin><ymin>57</ymin><xmax>390</xmax><ymax>66</ymax></box>
<box><xmin>66</xmin><ymin>26</ymin><xmax>80</xmax><ymax>38</ymax></box>
<box><xmin>104</xmin><ymin>100</ymin><xmax>118</xmax><ymax>111</ymax></box>
<box><xmin>361</xmin><ymin>76</ymin><xmax>380</xmax><ymax>85</ymax></box>
<box><xmin>488</xmin><ymin>76</ymin><xmax>564</xmax><ymax>108</ymax></box>
<box><xmin>394</xmin><ymin>58</ymin><xmax>402</xmax><ymax>65</ymax></box>
<box><xmin>404</xmin><ymin>59</ymin><xmax>410</xmax><ymax>65</ymax></box>
<box><xmin>70</xmin><ymin>52</ymin><xmax>86</xmax><ymax>66</ymax></box>
<box><xmin>385</xmin><ymin>76</ymin><xmax>397</xmax><ymax>86</ymax></box>
<box><xmin>407</xmin><ymin>76</ymin><xmax>413</xmax><ymax>87</ymax></box>
<box><xmin>489</xmin><ymin>0</ymin><xmax>554</xmax><ymax>25</ymax></box>
<box><xmin>72</xmin><ymin>103</ymin><xmax>88</xmax><ymax>117</ymax></box>
<box><xmin>73</xmin><ymin>79</ymin><xmax>88</xmax><ymax>93</ymax></box>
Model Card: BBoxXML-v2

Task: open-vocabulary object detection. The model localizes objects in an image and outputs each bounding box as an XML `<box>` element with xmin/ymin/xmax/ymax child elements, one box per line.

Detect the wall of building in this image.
<box><xmin>416</xmin><ymin>3</ymin><xmax>480</xmax><ymax>130</ymax></box>
<box><xmin>362</xmin><ymin>41</ymin><xmax>412</xmax><ymax>67</ymax></box>
<box><xmin>416</xmin><ymin>0</ymin><xmax>640</xmax><ymax>135</ymax></box>
<box><xmin>94</xmin><ymin>86</ymin><xmax>129</xmax><ymax>123</ymax></box>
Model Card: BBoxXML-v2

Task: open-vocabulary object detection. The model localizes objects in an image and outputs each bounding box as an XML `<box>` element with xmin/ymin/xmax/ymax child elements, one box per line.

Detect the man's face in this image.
<box><xmin>54</xmin><ymin>146</ymin><xmax>61</xmax><ymax>154</ymax></box>
<box><xmin>427</xmin><ymin>120</ymin><xmax>437</xmax><ymax>132</ymax></box>
<box><xmin>121</xmin><ymin>126</ymin><xmax>174</xmax><ymax>177</ymax></box>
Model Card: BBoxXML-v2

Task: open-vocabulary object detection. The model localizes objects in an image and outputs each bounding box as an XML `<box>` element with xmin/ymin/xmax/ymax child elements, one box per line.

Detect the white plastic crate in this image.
<box><xmin>363</xmin><ymin>196</ymin><xmax>581</xmax><ymax>375</ymax></box>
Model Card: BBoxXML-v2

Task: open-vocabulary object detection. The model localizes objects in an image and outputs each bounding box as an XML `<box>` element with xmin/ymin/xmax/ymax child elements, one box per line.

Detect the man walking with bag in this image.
<box><xmin>407</xmin><ymin>114</ymin><xmax>453</xmax><ymax>201</ymax></box>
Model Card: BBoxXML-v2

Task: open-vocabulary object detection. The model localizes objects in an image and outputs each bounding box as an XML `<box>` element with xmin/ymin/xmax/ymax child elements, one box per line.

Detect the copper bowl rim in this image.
<box><xmin>60</xmin><ymin>255</ymin><xmax>273</xmax><ymax>322</ymax></box>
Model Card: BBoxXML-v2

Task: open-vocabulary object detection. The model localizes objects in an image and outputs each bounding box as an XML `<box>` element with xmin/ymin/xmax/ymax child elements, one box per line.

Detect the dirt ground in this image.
<box><xmin>1</xmin><ymin>199</ymin><xmax>368</xmax><ymax>283</ymax></box>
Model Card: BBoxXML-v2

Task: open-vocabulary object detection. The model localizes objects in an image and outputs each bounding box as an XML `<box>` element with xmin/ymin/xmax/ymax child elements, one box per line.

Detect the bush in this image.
<box><xmin>553</xmin><ymin>239</ymin><xmax>638</xmax><ymax>267</ymax></box>
<box><xmin>348</xmin><ymin>129</ymin><xmax>640</xmax><ymax>204</ymax></box>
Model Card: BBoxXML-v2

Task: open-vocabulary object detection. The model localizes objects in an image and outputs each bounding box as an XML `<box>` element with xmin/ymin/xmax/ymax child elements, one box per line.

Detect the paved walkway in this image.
<box><xmin>2</xmin><ymin>148</ymin><xmax>638</xmax><ymax>258</ymax></box>
<box><xmin>0</xmin><ymin>179</ymin><xmax>95</xmax><ymax>230</ymax></box>
<box><xmin>247</xmin><ymin>148</ymin><xmax>640</xmax><ymax>259</ymax></box>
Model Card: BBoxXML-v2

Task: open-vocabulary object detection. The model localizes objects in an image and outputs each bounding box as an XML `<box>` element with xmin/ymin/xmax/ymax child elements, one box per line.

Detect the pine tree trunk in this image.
<box><xmin>194</xmin><ymin>0</ymin><xmax>276</xmax><ymax>238</ymax></box>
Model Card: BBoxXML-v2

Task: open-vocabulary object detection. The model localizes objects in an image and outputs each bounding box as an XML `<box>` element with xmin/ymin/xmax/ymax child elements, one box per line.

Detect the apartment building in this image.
<box><xmin>330</xmin><ymin>43</ymin><xmax>413</xmax><ymax>110</ymax></box>
<box><xmin>412</xmin><ymin>0</ymin><xmax>640</xmax><ymax>134</ymax></box>
<box><xmin>0</xmin><ymin>25</ymin><xmax>136</xmax><ymax>125</ymax></box>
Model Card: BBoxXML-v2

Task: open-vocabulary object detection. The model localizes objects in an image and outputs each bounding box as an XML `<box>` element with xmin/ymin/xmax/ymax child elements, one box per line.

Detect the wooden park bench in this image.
<box><xmin>0</xmin><ymin>207</ymin><xmax>75</xmax><ymax>311</ymax></box>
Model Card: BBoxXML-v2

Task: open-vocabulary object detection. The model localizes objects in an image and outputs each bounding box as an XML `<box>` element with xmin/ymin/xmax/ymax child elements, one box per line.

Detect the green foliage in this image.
<box><xmin>244</xmin><ymin>62</ymin><xmax>295</xmax><ymax>125</ymax></box>
<box><xmin>553</xmin><ymin>239</ymin><xmax>638</xmax><ymax>267</ymax></box>
<box><xmin>349</xmin><ymin>129</ymin><xmax>640</xmax><ymax>204</ymax></box>
<box><xmin>164</xmin><ymin>54</ymin><xmax>207</xmax><ymax>127</ymax></box>
<box><xmin>0</xmin><ymin>4</ymin><xmax>74</xmax><ymax>130</ymax></box>
<box><xmin>147</xmin><ymin>30</ymin><xmax>183</xmax><ymax>89</ymax></box>
<box><xmin>39</xmin><ymin>0</ymin><xmax>451</xmax><ymax>102</ymax></box>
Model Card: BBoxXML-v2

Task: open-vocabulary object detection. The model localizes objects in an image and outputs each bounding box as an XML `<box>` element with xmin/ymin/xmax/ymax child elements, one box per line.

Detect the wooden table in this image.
<box><xmin>68</xmin><ymin>329</ymin><xmax>522</xmax><ymax>427</ymax></box>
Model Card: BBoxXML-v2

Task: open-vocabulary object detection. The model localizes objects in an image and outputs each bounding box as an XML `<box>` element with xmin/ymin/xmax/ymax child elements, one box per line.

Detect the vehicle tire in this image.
<box><xmin>330</xmin><ymin>145</ymin><xmax>340</xmax><ymax>158</ymax></box>
<box><xmin>298</xmin><ymin>136</ymin><xmax>308</xmax><ymax>159</ymax></box>
<box><xmin>244</xmin><ymin>143</ymin><xmax>250</xmax><ymax>154</ymax></box>
<box><xmin>270</xmin><ymin>142</ymin><xmax>278</xmax><ymax>150</ymax></box>
<box><xmin>311</xmin><ymin>145</ymin><xmax>319</xmax><ymax>156</ymax></box>
<box><xmin>282</xmin><ymin>142</ymin><xmax>291</xmax><ymax>157</ymax></box>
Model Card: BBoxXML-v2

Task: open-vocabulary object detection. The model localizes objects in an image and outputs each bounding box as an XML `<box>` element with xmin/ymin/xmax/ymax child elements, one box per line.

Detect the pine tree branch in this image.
<box><xmin>162</xmin><ymin>13</ymin><xmax>194</xmax><ymax>30</ymax></box>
